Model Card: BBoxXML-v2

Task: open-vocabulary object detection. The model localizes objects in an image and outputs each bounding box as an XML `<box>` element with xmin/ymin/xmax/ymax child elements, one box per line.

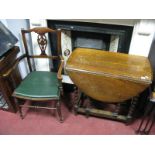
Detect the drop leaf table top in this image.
<box><xmin>66</xmin><ymin>48</ymin><xmax>153</xmax><ymax>103</ymax></box>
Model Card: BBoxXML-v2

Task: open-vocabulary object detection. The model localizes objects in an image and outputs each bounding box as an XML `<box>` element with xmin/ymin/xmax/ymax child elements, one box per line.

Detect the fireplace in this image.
<box><xmin>47</xmin><ymin>20</ymin><xmax>133</xmax><ymax>72</ymax></box>
<box><xmin>47</xmin><ymin>20</ymin><xmax>148</xmax><ymax>119</ymax></box>
<box><xmin>72</xmin><ymin>31</ymin><xmax>111</xmax><ymax>50</ymax></box>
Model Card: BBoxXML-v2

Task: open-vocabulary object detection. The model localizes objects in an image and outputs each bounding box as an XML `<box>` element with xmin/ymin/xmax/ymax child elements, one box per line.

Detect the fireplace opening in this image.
<box><xmin>72</xmin><ymin>31</ymin><xmax>111</xmax><ymax>50</ymax></box>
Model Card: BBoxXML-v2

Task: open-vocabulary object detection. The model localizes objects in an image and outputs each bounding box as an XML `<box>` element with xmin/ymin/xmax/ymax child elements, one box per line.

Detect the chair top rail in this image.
<box><xmin>21</xmin><ymin>27</ymin><xmax>58</xmax><ymax>34</ymax></box>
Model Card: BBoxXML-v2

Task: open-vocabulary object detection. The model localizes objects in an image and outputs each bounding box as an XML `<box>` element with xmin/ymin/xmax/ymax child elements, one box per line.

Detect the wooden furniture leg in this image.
<box><xmin>135</xmin><ymin>102</ymin><xmax>153</xmax><ymax>134</ymax></box>
<box><xmin>73</xmin><ymin>86</ymin><xmax>78</xmax><ymax>104</ymax></box>
<box><xmin>85</xmin><ymin>98</ymin><xmax>91</xmax><ymax>118</ymax></box>
<box><xmin>126</xmin><ymin>96</ymin><xmax>138</xmax><ymax>124</ymax></box>
<box><xmin>144</xmin><ymin>108</ymin><xmax>155</xmax><ymax>134</ymax></box>
<box><xmin>56</xmin><ymin>101</ymin><xmax>63</xmax><ymax>123</ymax></box>
<box><xmin>74</xmin><ymin>86</ymin><xmax>83</xmax><ymax>115</ymax></box>
<box><xmin>14</xmin><ymin>97</ymin><xmax>24</xmax><ymax>119</ymax></box>
<box><xmin>113</xmin><ymin>103</ymin><xmax>121</xmax><ymax>117</ymax></box>
<box><xmin>19</xmin><ymin>106</ymin><xmax>24</xmax><ymax>119</ymax></box>
<box><xmin>137</xmin><ymin>103</ymin><xmax>155</xmax><ymax>135</ymax></box>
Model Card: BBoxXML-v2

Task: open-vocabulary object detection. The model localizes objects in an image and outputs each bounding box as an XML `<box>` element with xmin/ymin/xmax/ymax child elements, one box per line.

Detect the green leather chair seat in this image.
<box><xmin>14</xmin><ymin>71</ymin><xmax>60</xmax><ymax>99</ymax></box>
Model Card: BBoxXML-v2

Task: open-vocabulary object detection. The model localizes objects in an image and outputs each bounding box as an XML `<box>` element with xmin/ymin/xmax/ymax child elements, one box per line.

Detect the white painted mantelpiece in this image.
<box><xmin>129</xmin><ymin>19</ymin><xmax>155</xmax><ymax>57</ymax></box>
<box><xmin>59</xmin><ymin>19</ymin><xmax>139</xmax><ymax>26</ymax></box>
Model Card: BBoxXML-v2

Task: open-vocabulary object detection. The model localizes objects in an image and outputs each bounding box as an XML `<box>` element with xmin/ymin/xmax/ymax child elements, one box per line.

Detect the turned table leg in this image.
<box><xmin>113</xmin><ymin>103</ymin><xmax>121</xmax><ymax>117</ymax></box>
<box><xmin>126</xmin><ymin>96</ymin><xmax>138</xmax><ymax>124</ymax></box>
<box><xmin>74</xmin><ymin>86</ymin><xmax>83</xmax><ymax>115</ymax></box>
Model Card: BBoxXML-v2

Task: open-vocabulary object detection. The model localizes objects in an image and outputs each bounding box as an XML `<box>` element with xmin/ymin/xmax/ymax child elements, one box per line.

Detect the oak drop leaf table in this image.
<box><xmin>66</xmin><ymin>48</ymin><xmax>153</xmax><ymax>123</ymax></box>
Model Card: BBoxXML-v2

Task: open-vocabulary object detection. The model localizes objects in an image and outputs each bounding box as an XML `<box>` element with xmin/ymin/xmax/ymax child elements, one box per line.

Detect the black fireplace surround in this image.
<box><xmin>47</xmin><ymin>20</ymin><xmax>133</xmax><ymax>70</ymax></box>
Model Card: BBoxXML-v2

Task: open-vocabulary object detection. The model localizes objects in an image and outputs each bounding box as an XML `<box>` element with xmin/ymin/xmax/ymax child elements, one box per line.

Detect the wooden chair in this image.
<box><xmin>3</xmin><ymin>27</ymin><xmax>64</xmax><ymax>122</ymax></box>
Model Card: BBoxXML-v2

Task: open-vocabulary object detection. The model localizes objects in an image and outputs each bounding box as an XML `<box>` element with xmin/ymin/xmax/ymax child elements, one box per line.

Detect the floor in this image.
<box><xmin>0</xmin><ymin>95</ymin><xmax>155</xmax><ymax>135</ymax></box>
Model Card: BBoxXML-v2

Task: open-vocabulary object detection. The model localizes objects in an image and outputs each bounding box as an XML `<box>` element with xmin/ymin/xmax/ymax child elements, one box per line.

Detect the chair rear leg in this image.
<box><xmin>19</xmin><ymin>106</ymin><xmax>24</xmax><ymax>119</ymax></box>
<box><xmin>56</xmin><ymin>101</ymin><xmax>63</xmax><ymax>123</ymax></box>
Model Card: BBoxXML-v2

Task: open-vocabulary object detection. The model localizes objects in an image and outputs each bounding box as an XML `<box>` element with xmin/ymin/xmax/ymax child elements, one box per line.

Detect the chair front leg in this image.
<box><xmin>14</xmin><ymin>97</ymin><xmax>24</xmax><ymax>119</ymax></box>
<box><xmin>19</xmin><ymin>105</ymin><xmax>24</xmax><ymax>119</ymax></box>
<box><xmin>56</xmin><ymin>100</ymin><xmax>63</xmax><ymax>123</ymax></box>
<box><xmin>59</xmin><ymin>82</ymin><xmax>63</xmax><ymax>96</ymax></box>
